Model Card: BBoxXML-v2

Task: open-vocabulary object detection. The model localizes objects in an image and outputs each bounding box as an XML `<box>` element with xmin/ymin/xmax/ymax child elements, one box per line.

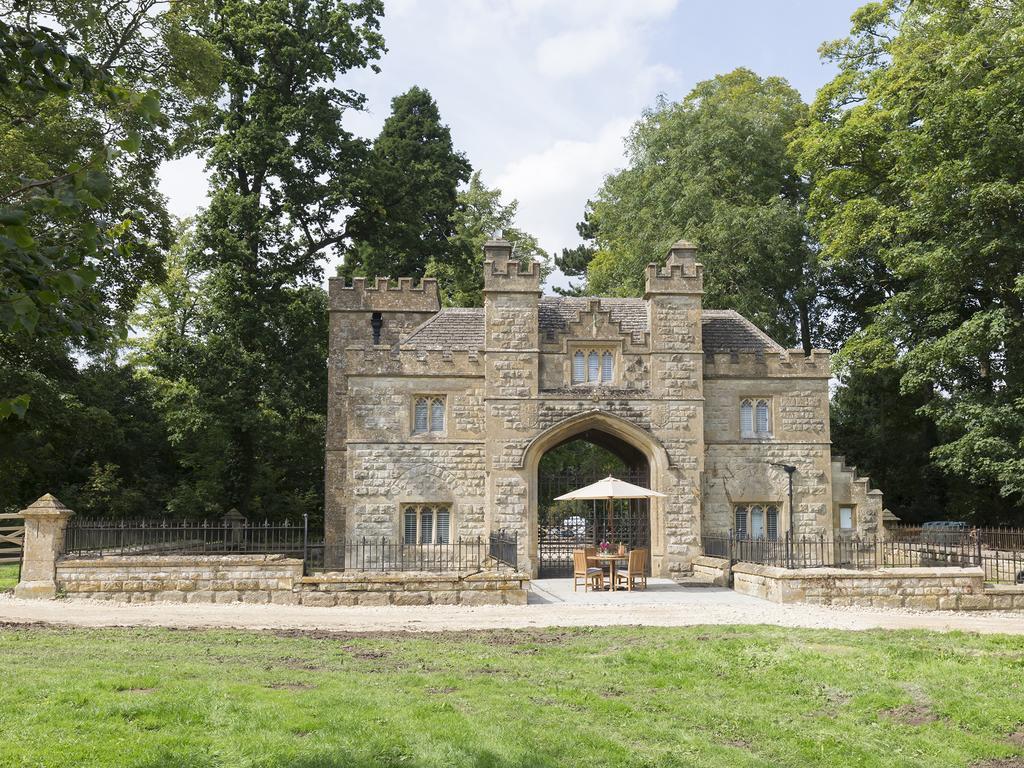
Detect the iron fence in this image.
<box><xmin>64</xmin><ymin>516</ymin><xmax>307</xmax><ymax>558</ymax></box>
<box><xmin>702</xmin><ymin>530</ymin><xmax>1024</xmax><ymax>584</ymax></box>
<box><xmin>489</xmin><ymin>529</ymin><xmax>518</xmax><ymax>570</ymax></box>
<box><xmin>305</xmin><ymin>536</ymin><xmax>491</xmax><ymax>573</ymax></box>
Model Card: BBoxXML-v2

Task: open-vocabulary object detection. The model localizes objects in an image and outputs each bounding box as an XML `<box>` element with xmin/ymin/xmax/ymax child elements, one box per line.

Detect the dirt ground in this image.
<box><xmin>1</xmin><ymin>591</ymin><xmax>1023</xmax><ymax>635</ymax></box>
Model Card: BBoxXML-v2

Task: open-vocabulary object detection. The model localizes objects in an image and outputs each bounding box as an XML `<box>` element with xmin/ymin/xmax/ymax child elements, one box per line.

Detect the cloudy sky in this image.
<box><xmin>158</xmin><ymin>0</ymin><xmax>864</xmax><ymax>290</ymax></box>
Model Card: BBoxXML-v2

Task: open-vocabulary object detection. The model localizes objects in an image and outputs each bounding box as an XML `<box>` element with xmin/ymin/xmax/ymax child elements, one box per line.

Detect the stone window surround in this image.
<box><xmin>411</xmin><ymin>394</ymin><xmax>447</xmax><ymax>437</ymax></box>
<box><xmin>740</xmin><ymin>396</ymin><xmax>774</xmax><ymax>439</ymax></box>
<box><xmin>566</xmin><ymin>343</ymin><xmax>619</xmax><ymax>386</ymax></box>
<box><xmin>401</xmin><ymin>502</ymin><xmax>453</xmax><ymax>545</ymax></box>
<box><xmin>733</xmin><ymin>503</ymin><xmax>782</xmax><ymax>539</ymax></box>
<box><xmin>835</xmin><ymin>503</ymin><xmax>857</xmax><ymax>532</ymax></box>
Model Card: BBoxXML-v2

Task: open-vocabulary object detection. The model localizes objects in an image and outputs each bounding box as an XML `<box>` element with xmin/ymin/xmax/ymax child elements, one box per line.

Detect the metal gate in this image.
<box><xmin>537</xmin><ymin>467</ymin><xmax>651</xmax><ymax>578</ymax></box>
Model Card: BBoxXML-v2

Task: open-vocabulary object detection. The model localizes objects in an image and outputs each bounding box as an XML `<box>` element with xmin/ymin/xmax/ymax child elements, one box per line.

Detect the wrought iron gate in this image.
<box><xmin>536</xmin><ymin>467</ymin><xmax>651</xmax><ymax>578</ymax></box>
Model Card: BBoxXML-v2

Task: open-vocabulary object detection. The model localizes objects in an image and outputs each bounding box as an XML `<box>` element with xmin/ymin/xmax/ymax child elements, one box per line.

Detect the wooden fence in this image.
<box><xmin>0</xmin><ymin>512</ymin><xmax>24</xmax><ymax>566</ymax></box>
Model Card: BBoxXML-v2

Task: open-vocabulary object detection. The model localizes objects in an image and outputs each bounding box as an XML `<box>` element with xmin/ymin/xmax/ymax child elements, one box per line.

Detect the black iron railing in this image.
<box><xmin>64</xmin><ymin>516</ymin><xmax>307</xmax><ymax>558</ymax></box>
<box><xmin>702</xmin><ymin>530</ymin><xmax>1024</xmax><ymax>584</ymax></box>
<box><xmin>489</xmin><ymin>529</ymin><xmax>518</xmax><ymax>570</ymax></box>
<box><xmin>306</xmin><ymin>536</ymin><xmax>491</xmax><ymax>573</ymax></box>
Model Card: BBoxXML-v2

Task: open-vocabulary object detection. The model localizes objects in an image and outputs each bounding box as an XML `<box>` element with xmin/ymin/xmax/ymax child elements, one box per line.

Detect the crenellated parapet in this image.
<box><xmin>483</xmin><ymin>239</ymin><xmax>542</xmax><ymax>295</ymax></box>
<box><xmin>644</xmin><ymin>240</ymin><xmax>704</xmax><ymax>297</ymax></box>
<box><xmin>328</xmin><ymin>276</ymin><xmax>440</xmax><ymax>313</ymax></box>
<box><xmin>343</xmin><ymin>345</ymin><xmax>484</xmax><ymax>377</ymax></box>
<box><xmin>704</xmin><ymin>349</ymin><xmax>831</xmax><ymax>379</ymax></box>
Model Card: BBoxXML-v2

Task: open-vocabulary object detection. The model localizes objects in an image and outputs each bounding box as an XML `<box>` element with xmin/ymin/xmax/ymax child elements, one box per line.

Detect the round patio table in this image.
<box><xmin>588</xmin><ymin>552</ymin><xmax>627</xmax><ymax>590</ymax></box>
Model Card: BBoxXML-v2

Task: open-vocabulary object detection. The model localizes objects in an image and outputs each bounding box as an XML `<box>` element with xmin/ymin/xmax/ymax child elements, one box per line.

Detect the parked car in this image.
<box><xmin>920</xmin><ymin>521</ymin><xmax>968</xmax><ymax>545</ymax></box>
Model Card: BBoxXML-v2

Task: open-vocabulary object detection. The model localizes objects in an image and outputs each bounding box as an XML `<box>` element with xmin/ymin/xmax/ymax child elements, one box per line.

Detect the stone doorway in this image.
<box><xmin>535</xmin><ymin>429</ymin><xmax>651</xmax><ymax>578</ymax></box>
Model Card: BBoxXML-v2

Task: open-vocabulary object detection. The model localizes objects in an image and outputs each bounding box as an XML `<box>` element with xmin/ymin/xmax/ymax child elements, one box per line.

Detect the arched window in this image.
<box><xmin>750</xmin><ymin>505</ymin><xmax>765</xmax><ymax>538</ymax></box>
<box><xmin>572</xmin><ymin>350</ymin><xmax>585</xmax><ymax>383</ymax></box>
<box><xmin>413</xmin><ymin>397</ymin><xmax>428</xmax><ymax>434</ymax></box>
<box><xmin>740</xmin><ymin>399</ymin><xmax>753</xmax><ymax>437</ymax></box>
<box><xmin>571</xmin><ymin>348</ymin><xmax>616</xmax><ymax>385</ymax></box>
<box><xmin>403</xmin><ymin>504</ymin><xmax>452</xmax><ymax>544</ymax></box>
<box><xmin>413</xmin><ymin>396</ymin><xmax>446</xmax><ymax>434</ymax></box>
<box><xmin>430</xmin><ymin>397</ymin><xmax>445</xmax><ymax>432</ymax></box>
<box><xmin>403</xmin><ymin>506</ymin><xmax>418</xmax><ymax>544</ymax></box>
<box><xmin>755</xmin><ymin>399</ymin><xmax>770</xmax><ymax>435</ymax></box>
<box><xmin>740</xmin><ymin>397</ymin><xmax>772</xmax><ymax>438</ymax></box>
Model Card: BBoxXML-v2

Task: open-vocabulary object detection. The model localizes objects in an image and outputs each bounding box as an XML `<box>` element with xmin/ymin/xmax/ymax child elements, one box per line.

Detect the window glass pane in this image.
<box><xmin>756</xmin><ymin>400</ymin><xmax>770</xmax><ymax>434</ymax></box>
<box><xmin>750</xmin><ymin>505</ymin><xmax>765</xmax><ymax>538</ymax></box>
<box><xmin>588</xmin><ymin>351</ymin><xmax>599</xmax><ymax>381</ymax></box>
<box><xmin>572</xmin><ymin>351</ymin><xmax>585</xmax><ymax>383</ymax></box>
<box><xmin>403</xmin><ymin>508</ymin><xmax>417</xmax><ymax>545</ymax></box>
<box><xmin>840</xmin><ymin>506</ymin><xmax>853</xmax><ymax>529</ymax></box>
<box><xmin>734</xmin><ymin>506</ymin><xmax>747</xmax><ymax>537</ymax></box>
<box><xmin>414</xmin><ymin>398</ymin><xmax>428</xmax><ymax>433</ymax></box>
<box><xmin>436</xmin><ymin>507</ymin><xmax>450</xmax><ymax>544</ymax></box>
<box><xmin>766</xmin><ymin>506</ymin><xmax>779</xmax><ymax>540</ymax></box>
<box><xmin>740</xmin><ymin>401</ymin><xmax>753</xmax><ymax>436</ymax></box>
<box><xmin>420</xmin><ymin>507</ymin><xmax>433</xmax><ymax>545</ymax></box>
<box><xmin>601</xmin><ymin>351</ymin><xmax>613</xmax><ymax>382</ymax></box>
<box><xmin>430</xmin><ymin>397</ymin><xmax>445</xmax><ymax>432</ymax></box>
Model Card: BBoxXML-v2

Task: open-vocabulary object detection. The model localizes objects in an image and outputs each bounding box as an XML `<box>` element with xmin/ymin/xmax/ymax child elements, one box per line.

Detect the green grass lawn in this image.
<box><xmin>0</xmin><ymin>562</ymin><xmax>19</xmax><ymax>591</ymax></box>
<box><xmin>0</xmin><ymin>625</ymin><xmax>1022</xmax><ymax>768</ymax></box>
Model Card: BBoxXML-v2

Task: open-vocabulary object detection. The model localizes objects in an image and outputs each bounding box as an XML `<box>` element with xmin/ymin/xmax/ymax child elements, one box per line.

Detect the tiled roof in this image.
<box><xmin>402</xmin><ymin>308</ymin><xmax>485</xmax><ymax>350</ymax></box>
<box><xmin>701</xmin><ymin>309</ymin><xmax>784</xmax><ymax>353</ymax></box>
<box><xmin>401</xmin><ymin>301</ymin><xmax>783</xmax><ymax>353</ymax></box>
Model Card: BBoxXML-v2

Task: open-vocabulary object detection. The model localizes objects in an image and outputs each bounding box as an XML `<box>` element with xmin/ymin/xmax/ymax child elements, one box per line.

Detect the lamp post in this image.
<box><xmin>771</xmin><ymin>463</ymin><xmax>797</xmax><ymax>537</ymax></box>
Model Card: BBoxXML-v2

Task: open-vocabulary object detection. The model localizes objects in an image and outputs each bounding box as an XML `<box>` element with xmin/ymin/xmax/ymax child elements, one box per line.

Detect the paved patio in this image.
<box><xmin>528</xmin><ymin>577</ymin><xmax>757</xmax><ymax>605</ymax></box>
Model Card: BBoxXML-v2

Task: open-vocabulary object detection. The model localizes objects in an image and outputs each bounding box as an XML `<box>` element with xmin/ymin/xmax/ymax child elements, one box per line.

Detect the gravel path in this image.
<box><xmin>1</xmin><ymin>592</ymin><xmax>1022</xmax><ymax>635</ymax></box>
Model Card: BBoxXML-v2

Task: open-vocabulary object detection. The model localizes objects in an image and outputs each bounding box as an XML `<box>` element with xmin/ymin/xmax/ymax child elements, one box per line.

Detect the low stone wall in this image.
<box><xmin>729</xmin><ymin>562</ymin><xmax>1015</xmax><ymax>611</ymax></box>
<box><xmin>57</xmin><ymin>555</ymin><xmax>304</xmax><ymax>604</ymax></box>
<box><xmin>691</xmin><ymin>555</ymin><xmax>730</xmax><ymax>586</ymax></box>
<box><xmin>295</xmin><ymin>571</ymin><xmax>529</xmax><ymax>607</ymax></box>
<box><xmin>55</xmin><ymin>554</ymin><xmax>529</xmax><ymax>606</ymax></box>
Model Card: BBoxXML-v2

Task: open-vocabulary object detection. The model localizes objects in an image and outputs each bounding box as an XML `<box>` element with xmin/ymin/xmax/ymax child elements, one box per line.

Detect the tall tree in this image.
<box><xmin>553</xmin><ymin>206</ymin><xmax>597</xmax><ymax>296</ymax></box>
<box><xmin>148</xmin><ymin>0</ymin><xmax>385</xmax><ymax>519</ymax></box>
<box><xmin>585</xmin><ymin>69</ymin><xmax>817</xmax><ymax>352</ymax></box>
<box><xmin>426</xmin><ymin>171</ymin><xmax>548</xmax><ymax>307</ymax></box>
<box><xmin>342</xmin><ymin>86</ymin><xmax>471</xmax><ymax>281</ymax></box>
<box><xmin>794</xmin><ymin>0</ymin><xmax>1024</xmax><ymax>522</ymax></box>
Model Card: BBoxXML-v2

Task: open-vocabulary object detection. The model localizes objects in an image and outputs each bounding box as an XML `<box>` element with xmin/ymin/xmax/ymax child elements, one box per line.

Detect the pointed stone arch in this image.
<box><xmin>519</xmin><ymin>409</ymin><xmax>673</xmax><ymax>576</ymax></box>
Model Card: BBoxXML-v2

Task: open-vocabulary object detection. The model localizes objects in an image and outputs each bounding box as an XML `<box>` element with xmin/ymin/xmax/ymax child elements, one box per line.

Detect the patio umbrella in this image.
<box><xmin>554</xmin><ymin>476</ymin><xmax>665</xmax><ymax>544</ymax></box>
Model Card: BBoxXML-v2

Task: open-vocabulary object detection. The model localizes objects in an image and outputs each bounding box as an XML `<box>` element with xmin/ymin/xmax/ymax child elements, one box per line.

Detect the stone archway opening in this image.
<box><xmin>535</xmin><ymin>430</ymin><xmax>652</xmax><ymax>578</ymax></box>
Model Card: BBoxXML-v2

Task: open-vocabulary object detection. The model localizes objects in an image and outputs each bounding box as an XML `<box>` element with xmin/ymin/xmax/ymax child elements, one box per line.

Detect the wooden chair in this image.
<box><xmin>614</xmin><ymin>548</ymin><xmax>648</xmax><ymax>591</ymax></box>
<box><xmin>573</xmin><ymin>549</ymin><xmax>604</xmax><ymax>591</ymax></box>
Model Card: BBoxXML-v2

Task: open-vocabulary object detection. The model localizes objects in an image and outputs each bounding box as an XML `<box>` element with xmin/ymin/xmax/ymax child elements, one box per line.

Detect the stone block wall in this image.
<box><xmin>731</xmin><ymin>562</ymin><xmax>992</xmax><ymax>610</ymax></box>
<box><xmin>691</xmin><ymin>555</ymin><xmax>730</xmax><ymax>586</ymax></box>
<box><xmin>56</xmin><ymin>555</ymin><xmax>304</xmax><ymax>604</ymax></box>
<box><xmin>54</xmin><ymin>554</ymin><xmax>529</xmax><ymax>606</ymax></box>
<box><xmin>295</xmin><ymin>571</ymin><xmax>529</xmax><ymax>607</ymax></box>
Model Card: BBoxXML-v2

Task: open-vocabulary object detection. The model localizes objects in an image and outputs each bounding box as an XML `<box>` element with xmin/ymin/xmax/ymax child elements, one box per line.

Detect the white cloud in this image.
<box><xmin>495</xmin><ymin>117</ymin><xmax>632</xmax><ymax>252</ymax></box>
<box><xmin>535</xmin><ymin>25</ymin><xmax>629</xmax><ymax>78</ymax></box>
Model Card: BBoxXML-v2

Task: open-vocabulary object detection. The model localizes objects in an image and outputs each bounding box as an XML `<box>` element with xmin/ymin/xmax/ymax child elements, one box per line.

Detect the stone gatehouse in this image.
<box><xmin>326</xmin><ymin>239</ymin><xmax>883</xmax><ymax>578</ymax></box>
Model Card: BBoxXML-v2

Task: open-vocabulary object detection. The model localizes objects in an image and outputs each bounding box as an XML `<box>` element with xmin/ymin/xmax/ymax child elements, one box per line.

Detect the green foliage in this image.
<box><xmin>553</xmin><ymin>207</ymin><xmax>598</xmax><ymax>296</ymax></box>
<box><xmin>586</xmin><ymin>68</ymin><xmax>816</xmax><ymax>351</ymax></box>
<box><xmin>795</xmin><ymin>0</ymin><xmax>1024</xmax><ymax>519</ymax></box>
<box><xmin>342</xmin><ymin>86</ymin><xmax>471</xmax><ymax>282</ymax></box>
<box><xmin>3</xmin><ymin>625</ymin><xmax>1024</xmax><ymax>766</ymax></box>
<box><xmin>136</xmin><ymin>1</ymin><xmax>385</xmax><ymax>519</ymax></box>
<box><xmin>426</xmin><ymin>171</ymin><xmax>549</xmax><ymax>307</ymax></box>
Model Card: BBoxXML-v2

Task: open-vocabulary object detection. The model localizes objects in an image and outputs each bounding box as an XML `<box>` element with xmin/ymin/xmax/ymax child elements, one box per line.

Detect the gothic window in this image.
<box><xmin>740</xmin><ymin>398</ymin><xmax>772</xmax><ymax>438</ymax></box>
<box><xmin>413</xmin><ymin>396</ymin><xmax>445</xmax><ymax>434</ymax></box>
<box><xmin>571</xmin><ymin>348</ymin><xmax>615</xmax><ymax>384</ymax></box>
<box><xmin>403</xmin><ymin>504</ymin><xmax>452</xmax><ymax>545</ymax></box>
<box><xmin>734</xmin><ymin>504</ymin><xmax>780</xmax><ymax>539</ymax></box>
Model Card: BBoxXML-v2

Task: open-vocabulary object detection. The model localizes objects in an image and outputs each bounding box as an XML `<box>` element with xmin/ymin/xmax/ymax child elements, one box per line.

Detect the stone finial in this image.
<box><xmin>22</xmin><ymin>493</ymin><xmax>72</xmax><ymax>516</ymax></box>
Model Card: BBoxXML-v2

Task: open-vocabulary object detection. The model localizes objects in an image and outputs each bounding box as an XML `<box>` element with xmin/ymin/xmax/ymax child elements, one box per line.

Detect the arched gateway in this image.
<box><xmin>324</xmin><ymin>239</ymin><xmax>884</xmax><ymax>582</ymax></box>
